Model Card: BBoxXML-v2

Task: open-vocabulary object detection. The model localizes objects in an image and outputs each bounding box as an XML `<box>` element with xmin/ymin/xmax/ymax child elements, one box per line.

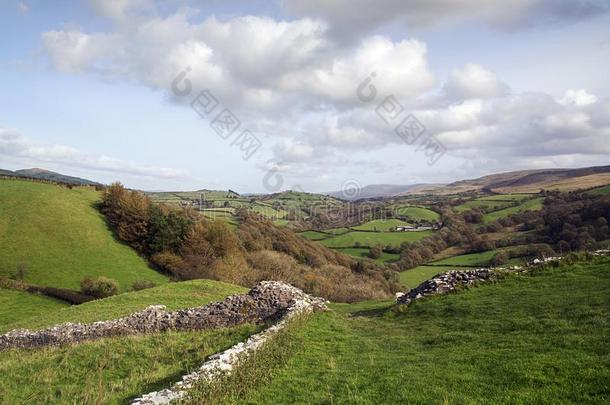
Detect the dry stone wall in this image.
<box><xmin>131</xmin><ymin>299</ymin><xmax>316</xmax><ymax>404</ymax></box>
<box><xmin>396</xmin><ymin>268</ymin><xmax>493</xmax><ymax>305</ymax></box>
<box><xmin>0</xmin><ymin>281</ymin><xmax>327</xmax><ymax>351</ymax></box>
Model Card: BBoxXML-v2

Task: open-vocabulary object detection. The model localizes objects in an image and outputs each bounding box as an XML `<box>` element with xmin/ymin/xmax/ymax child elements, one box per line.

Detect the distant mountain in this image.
<box><xmin>327</xmin><ymin>184</ymin><xmax>443</xmax><ymax>200</ymax></box>
<box><xmin>0</xmin><ymin>168</ymin><xmax>101</xmax><ymax>186</ymax></box>
<box><xmin>416</xmin><ymin>165</ymin><xmax>610</xmax><ymax>195</ymax></box>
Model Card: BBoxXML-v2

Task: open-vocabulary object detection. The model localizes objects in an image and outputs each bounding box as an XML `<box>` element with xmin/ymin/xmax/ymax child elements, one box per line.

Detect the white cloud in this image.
<box><xmin>36</xmin><ymin>4</ymin><xmax>610</xmax><ymax>189</ymax></box>
<box><xmin>559</xmin><ymin>89</ymin><xmax>598</xmax><ymax>106</ymax></box>
<box><xmin>18</xmin><ymin>2</ymin><xmax>28</xmax><ymax>14</ymax></box>
<box><xmin>444</xmin><ymin>64</ymin><xmax>508</xmax><ymax>100</ymax></box>
<box><xmin>41</xmin><ymin>13</ymin><xmax>434</xmax><ymax>107</ymax></box>
<box><xmin>41</xmin><ymin>31</ymin><xmax>118</xmax><ymax>73</ymax></box>
<box><xmin>0</xmin><ymin>127</ymin><xmax>187</xmax><ymax>180</ymax></box>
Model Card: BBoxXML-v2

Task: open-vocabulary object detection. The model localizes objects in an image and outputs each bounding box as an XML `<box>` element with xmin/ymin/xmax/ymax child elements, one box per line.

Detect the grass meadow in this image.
<box><xmin>186</xmin><ymin>258</ymin><xmax>610</xmax><ymax>404</ymax></box>
<box><xmin>0</xmin><ymin>279</ymin><xmax>245</xmax><ymax>334</ymax></box>
<box><xmin>0</xmin><ymin>180</ymin><xmax>167</xmax><ymax>291</ymax></box>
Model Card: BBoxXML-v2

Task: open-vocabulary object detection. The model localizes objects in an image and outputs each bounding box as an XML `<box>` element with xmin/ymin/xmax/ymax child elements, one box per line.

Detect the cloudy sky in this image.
<box><xmin>1</xmin><ymin>0</ymin><xmax>609</xmax><ymax>192</ymax></box>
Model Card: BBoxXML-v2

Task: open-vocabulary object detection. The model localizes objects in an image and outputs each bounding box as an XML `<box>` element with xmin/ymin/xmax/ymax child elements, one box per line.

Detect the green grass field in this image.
<box><xmin>0</xmin><ymin>278</ymin><xmax>255</xmax><ymax>404</ymax></box>
<box><xmin>319</xmin><ymin>230</ymin><xmax>433</xmax><ymax>248</ymax></box>
<box><xmin>322</xmin><ymin>227</ymin><xmax>351</xmax><ymax>235</ymax></box>
<box><xmin>482</xmin><ymin>197</ymin><xmax>545</xmax><ymax>223</ymax></box>
<box><xmin>0</xmin><ymin>325</ymin><xmax>258</xmax><ymax>404</ymax></box>
<box><xmin>0</xmin><ymin>279</ymin><xmax>246</xmax><ymax>334</ymax></box>
<box><xmin>431</xmin><ymin>250</ymin><xmax>499</xmax><ymax>266</ymax></box>
<box><xmin>219</xmin><ymin>258</ymin><xmax>610</xmax><ymax>404</ymax></box>
<box><xmin>586</xmin><ymin>185</ymin><xmax>610</xmax><ymax>196</ymax></box>
<box><xmin>455</xmin><ymin>199</ymin><xmax>515</xmax><ymax>212</ymax></box>
<box><xmin>478</xmin><ymin>194</ymin><xmax>535</xmax><ymax>201</ymax></box>
<box><xmin>393</xmin><ymin>206</ymin><xmax>440</xmax><ymax>221</ymax></box>
<box><xmin>399</xmin><ymin>265</ymin><xmax>475</xmax><ymax>288</ymax></box>
<box><xmin>352</xmin><ymin>219</ymin><xmax>412</xmax><ymax>232</ymax></box>
<box><xmin>0</xmin><ymin>180</ymin><xmax>167</xmax><ymax>291</ymax></box>
<box><xmin>0</xmin><ymin>288</ymin><xmax>68</xmax><ymax>332</ymax></box>
<box><xmin>298</xmin><ymin>230</ymin><xmax>329</xmax><ymax>241</ymax></box>
<box><xmin>334</xmin><ymin>247</ymin><xmax>399</xmax><ymax>264</ymax></box>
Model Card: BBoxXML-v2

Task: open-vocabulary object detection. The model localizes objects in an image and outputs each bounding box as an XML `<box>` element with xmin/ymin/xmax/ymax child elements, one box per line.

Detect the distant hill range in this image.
<box><xmin>0</xmin><ymin>168</ymin><xmax>101</xmax><ymax>186</ymax></box>
<box><xmin>327</xmin><ymin>164</ymin><xmax>610</xmax><ymax>199</ymax></box>
<box><xmin>327</xmin><ymin>184</ymin><xmax>441</xmax><ymax>200</ymax></box>
<box><xmin>3</xmin><ymin>164</ymin><xmax>610</xmax><ymax>197</ymax></box>
<box><xmin>429</xmin><ymin>164</ymin><xmax>610</xmax><ymax>195</ymax></box>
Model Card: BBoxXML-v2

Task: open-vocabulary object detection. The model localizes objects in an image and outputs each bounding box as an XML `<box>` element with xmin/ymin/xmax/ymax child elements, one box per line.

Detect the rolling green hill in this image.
<box><xmin>482</xmin><ymin>197</ymin><xmax>545</xmax><ymax>223</ymax></box>
<box><xmin>319</xmin><ymin>230</ymin><xmax>433</xmax><ymax>248</ymax></box>
<box><xmin>394</xmin><ymin>206</ymin><xmax>440</xmax><ymax>221</ymax></box>
<box><xmin>0</xmin><ymin>180</ymin><xmax>167</xmax><ymax>291</ymax></box>
<box><xmin>200</xmin><ymin>258</ymin><xmax>610</xmax><ymax>404</ymax></box>
<box><xmin>352</xmin><ymin>219</ymin><xmax>412</xmax><ymax>232</ymax></box>
<box><xmin>0</xmin><ymin>279</ymin><xmax>246</xmax><ymax>334</ymax></box>
<box><xmin>0</xmin><ymin>278</ymin><xmax>253</xmax><ymax>403</ymax></box>
<box><xmin>0</xmin><ymin>288</ymin><xmax>68</xmax><ymax>332</ymax></box>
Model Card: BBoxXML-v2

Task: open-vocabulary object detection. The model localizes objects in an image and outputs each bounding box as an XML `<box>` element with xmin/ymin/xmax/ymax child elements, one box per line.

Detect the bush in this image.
<box><xmin>489</xmin><ymin>251</ymin><xmax>509</xmax><ymax>267</ymax></box>
<box><xmin>368</xmin><ymin>246</ymin><xmax>382</xmax><ymax>259</ymax></box>
<box><xmin>131</xmin><ymin>280</ymin><xmax>156</xmax><ymax>291</ymax></box>
<box><xmin>80</xmin><ymin>276</ymin><xmax>119</xmax><ymax>298</ymax></box>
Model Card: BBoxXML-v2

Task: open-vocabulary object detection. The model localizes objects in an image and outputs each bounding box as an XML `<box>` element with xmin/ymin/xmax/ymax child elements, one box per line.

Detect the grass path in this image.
<box><xmin>238</xmin><ymin>259</ymin><xmax>610</xmax><ymax>404</ymax></box>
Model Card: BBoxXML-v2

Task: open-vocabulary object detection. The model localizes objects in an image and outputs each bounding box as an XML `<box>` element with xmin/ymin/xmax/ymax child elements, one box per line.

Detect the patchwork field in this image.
<box><xmin>0</xmin><ymin>180</ymin><xmax>167</xmax><ymax>291</ymax></box>
<box><xmin>455</xmin><ymin>199</ymin><xmax>515</xmax><ymax>212</ymax></box>
<box><xmin>319</xmin><ymin>230</ymin><xmax>433</xmax><ymax>248</ymax></box>
<box><xmin>482</xmin><ymin>197</ymin><xmax>545</xmax><ymax>223</ymax></box>
<box><xmin>334</xmin><ymin>247</ymin><xmax>400</xmax><ymax>264</ymax></box>
<box><xmin>352</xmin><ymin>219</ymin><xmax>413</xmax><ymax>232</ymax></box>
<box><xmin>393</xmin><ymin>206</ymin><xmax>440</xmax><ymax>221</ymax></box>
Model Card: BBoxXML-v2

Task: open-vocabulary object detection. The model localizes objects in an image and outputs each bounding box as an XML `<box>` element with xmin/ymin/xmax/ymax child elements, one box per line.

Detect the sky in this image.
<box><xmin>1</xmin><ymin>0</ymin><xmax>609</xmax><ymax>193</ymax></box>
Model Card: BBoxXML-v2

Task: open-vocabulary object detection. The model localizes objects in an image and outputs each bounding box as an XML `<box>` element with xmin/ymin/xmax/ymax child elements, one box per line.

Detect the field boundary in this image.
<box><xmin>131</xmin><ymin>298</ymin><xmax>322</xmax><ymax>404</ymax></box>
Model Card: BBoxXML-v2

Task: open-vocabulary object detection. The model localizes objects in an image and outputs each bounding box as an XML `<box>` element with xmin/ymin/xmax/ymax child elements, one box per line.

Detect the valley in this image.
<box><xmin>1</xmin><ymin>165</ymin><xmax>609</xmax><ymax>404</ymax></box>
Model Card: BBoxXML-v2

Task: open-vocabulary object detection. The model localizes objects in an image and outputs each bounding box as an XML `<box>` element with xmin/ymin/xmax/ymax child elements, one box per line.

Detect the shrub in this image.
<box><xmin>489</xmin><ymin>251</ymin><xmax>509</xmax><ymax>267</ymax></box>
<box><xmin>368</xmin><ymin>246</ymin><xmax>382</xmax><ymax>259</ymax></box>
<box><xmin>131</xmin><ymin>280</ymin><xmax>156</xmax><ymax>291</ymax></box>
<box><xmin>151</xmin><ymin>251</ymin><xmax>184</xmax><ymax>276</ymax></box>
<box><xmin>80</xmin><ymin>276</ymin><xmax>119</xmax><ymax>298</ymax></box>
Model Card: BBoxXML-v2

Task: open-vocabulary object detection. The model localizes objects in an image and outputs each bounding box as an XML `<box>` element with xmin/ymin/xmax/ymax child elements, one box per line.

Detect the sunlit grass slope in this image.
<box><xmin>0</xmin><ymin>279</ymin><xmax>246</xmax><ymax>334</ymax></box>
<box><xmin>233</xmin><ymin>258</ymin><xmax>610</xmax><ymax>404</ymax></box>
<box><xmin>0</xmin><ymin>180</ymin><xmax>167</xmax><ymax>291</ymax></box>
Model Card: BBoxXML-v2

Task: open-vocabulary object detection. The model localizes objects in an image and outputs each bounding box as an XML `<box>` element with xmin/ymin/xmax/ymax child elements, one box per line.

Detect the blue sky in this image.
<box><xmin>1</xmin><ymin>0</ymin><xmax>609</xmax><ymax>192</ymax></box>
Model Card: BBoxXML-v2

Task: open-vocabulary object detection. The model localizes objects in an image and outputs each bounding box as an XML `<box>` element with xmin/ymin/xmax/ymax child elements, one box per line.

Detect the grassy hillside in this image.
<box><xmin>0</xmin><ymin>279</ymin><xmax>254</xmax><ymax>403</ymax></box>
<box><xmin>482</xmin><ymin>197</ymin><xmax>544</xmax><ymax>223</ymax></box>
<box><xmin>335</xmin><ymin>247</ymin><xmax>400</xmax><ymax>264</ymax></box>
<box><xmin>0</xmin><ymin>325</ymin><xmax>258</xmax><ymax>404</ymax></box>
<box><xmin>586</xmin><ymin>185</ymin><xmax>610</xmax><ymax>196</ymax></box>
<box><xmin>214</xmin><ymin>258</ymin><xmax>610</xmax><ymax>404</ymax></box>
<box><xmin>394</xmin><ymin>206</ymin><xmax>440</xmax><ymax>221</ymax></box>
<box><xmin>455</xmin><ymin>199</ymin><xmax>515</xmax><ymax>212</ymax></box>
<box><xmin>352</xmin><ymin>219</ymin><xmax>412</xmax><ymax>232</ymax></box>
<box><xmin>0</xmin><ymin>288</ymin><xmax>68</xmax><ymax>331</ymax></box>
<box><xmin>0</xmin><ymin>180</ymin><xmax>167</xmax><ymax>291</ymax></box>
<box><xmin>399</xmin><ymin>265</ymin><xmax>475</xmax><ymax>288</ymax></box>
<box><xmin>319</xmin><ymin>230</ymin><xmax>433</xmax><ymax>248</ymax></box>
<box><xmin>0</xmin><ymin>279</ymin><xmax>246</xmax><ymax>334</ymax></box>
